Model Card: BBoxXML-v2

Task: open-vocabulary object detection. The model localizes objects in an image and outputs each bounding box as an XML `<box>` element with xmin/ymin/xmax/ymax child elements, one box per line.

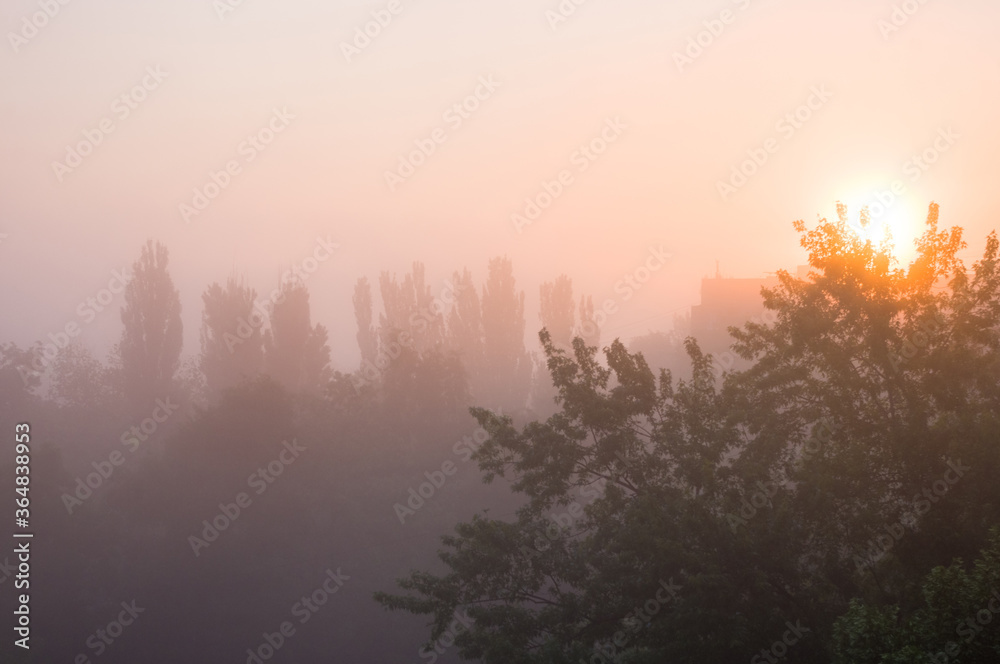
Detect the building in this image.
<box><xmin>690</xmin><ymin>265</ymin><xmax>810</xmax><ymax>355</ymax></box>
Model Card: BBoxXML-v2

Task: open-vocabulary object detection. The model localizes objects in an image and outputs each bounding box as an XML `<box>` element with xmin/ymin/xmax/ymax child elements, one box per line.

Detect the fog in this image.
<box><xmin>2</xmin><ymin>1</ymin><xmax>999</xmax><ymax>662</ymax></box>
<box><xmin>3</xmin><ymin>0</ymin><xmax>999</xmax><ymax>367</ymax></box>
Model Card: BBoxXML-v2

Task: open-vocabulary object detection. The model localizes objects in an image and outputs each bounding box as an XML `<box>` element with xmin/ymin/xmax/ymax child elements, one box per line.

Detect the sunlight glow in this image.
<box><xmin>838</xmin><ymin>190</ymin><xmax>923</xmax><ymax>265</ymax></box>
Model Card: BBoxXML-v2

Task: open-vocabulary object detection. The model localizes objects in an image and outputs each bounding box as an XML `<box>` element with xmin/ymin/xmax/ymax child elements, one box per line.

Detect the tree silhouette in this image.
<box><xmin>480</xmin><ymin>256</ymin><xmax>532</xmax><ymax>413</ymax></box>
<box><xmin>447</xmin><ymin>267</ymin><xmax>484</xmax><ymax>396</ymax></box>
<box><xmin>199</xmin><ymin>274</ymin><xmax>263</xmax><ymax>396</ymax></box>
<box><xmin>578</xmin><ymin>293</ymin><xmax>600</xmax><ymax>347</ymax></box>
<box><xmin>0</xmin><ymin>342</ymin><xmax>41</xmax><ymax>412</ymax></box>
<box><xmin>378</xmin><ymin>261</ymin><xmax>446</xmax><ymax>357</ymax></box>
<box><xmin>50</xmin><ymin>342</ymin><xmax>118</xmax><ymax>410</ymax></box>
<box><xmin>119</xmin><ymin>240</ymin><xmax>182</xmax><ymax>412</ymax></box>
<box><xmin>353</xmin><ymin>277</ymin><xmax>378</xmax><ymax>369</ymax></box>
<box><xmin>375</xmin><ymin>206</ymin><xmax>1000</xmax><ymax>663</ymax></box>
<box><xmin>539</xmin><ymin>274</ymin><xmax>575</xmax><ymax>350</ymax></box>
<box><xmin>264</xmin><ymin>280</ymin><xmax>331</xmax><ymax>395</ymax></box>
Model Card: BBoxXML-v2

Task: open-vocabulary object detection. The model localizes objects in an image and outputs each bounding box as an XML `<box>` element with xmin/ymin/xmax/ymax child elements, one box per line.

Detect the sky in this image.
<box><xmin>1</xmin><ymin>0</ymin><xmax>998</xmax><ymax>369</ymax></box>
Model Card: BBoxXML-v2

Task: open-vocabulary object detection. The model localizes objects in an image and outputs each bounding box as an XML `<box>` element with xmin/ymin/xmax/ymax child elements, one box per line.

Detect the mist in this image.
<box><xmin>2</xmin><ymin>1</ymin><xmax>1000</xmax><ymax>662</ymax></box>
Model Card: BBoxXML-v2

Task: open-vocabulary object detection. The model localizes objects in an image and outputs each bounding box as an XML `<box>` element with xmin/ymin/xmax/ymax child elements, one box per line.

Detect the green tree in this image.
<box><xmin>833</xmin><ymin>529</ymin><xmax>1000</xmax><ymax>664</ymax></box>
<box><xmin>375</xmin><ymin>205</ymin><xmax>1000</xmax><ymax>663</ymax></box>
<box><xmin>376</xmin><ymin>332</ymin><xmax>778</xmax><ymax>663</ymax></box>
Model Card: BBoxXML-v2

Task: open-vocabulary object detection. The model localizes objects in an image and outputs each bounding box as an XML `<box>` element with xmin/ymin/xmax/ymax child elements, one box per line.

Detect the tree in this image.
<box><xmin>539</xmin><ymin>275</ymin><xmax>575</xmax><ymax>350</ymax></box>
<box><xmin>49</xmin><ymin>342</ymin><xmax>118</xmax><ymax>410</ymax></box>
<box><xmin>0</xmin><ymin>342</ymin><xmax>41</xmax><ymax>412</ymax></box>
<box><xmin>353</xmin><ymin>277</ymin><xmax>378</xmax><ymax>369</ymax></box>
<box><xmin>264</xmin><ymin>280</ymin><xmax>331</xmax><ymax>395</ymax></box>
<box><xmin>578</xmin><ymin>294</ymin><xmax>600</xmax><ymax>348</ymax></box>
<box><xmin>832</xmin><ymin>529</ymin><xmax>1000</xmax><ymax>664</ymax></box>
<box><xmin>534</xmin><ymin>277</ymin><xmax>602</xmax><ymax>417</ymax></box>
<box><xmin>375</xmin><ymin>205</ymin><xmax>1000</xmax><ymax>663</ymax></box>
<box><xmin>727</xmin><ymin>203</ymin><xmax>998</xmax><ymax>591</ymax></box>
<box><xmin>379</xmin><ymin>261</ymin><xmax>446</xmax><ymax>357</ymax></box>
<box><xmin>480</xmin><ymin>256</ymin><xmax>532</xmax><ymax>414</ymax></box>
<box><xmin>377</xmin><ymin>332</ymin><xmax>761</xmax><ymax>663</ymax></box>
<box><xmin>200</xmin><ymin>275</ymin><xmax>264</xmax><ymax>396</ymax></box>
<box><xmin>120</xmin><ymin>240</ymin><xmax>183</xmax><ymax>412</ymax></box>
<box><xmin>447</xmin><ymin>267</ymin><xmax>485</xmax><ymax>398</ymax></box>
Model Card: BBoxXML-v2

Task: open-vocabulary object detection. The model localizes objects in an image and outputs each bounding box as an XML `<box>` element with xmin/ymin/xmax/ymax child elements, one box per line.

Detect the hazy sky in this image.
<box><xmin>2</xmin><ymin>0</ymin><xmax>998</xmax><ymax>368</ymax></box>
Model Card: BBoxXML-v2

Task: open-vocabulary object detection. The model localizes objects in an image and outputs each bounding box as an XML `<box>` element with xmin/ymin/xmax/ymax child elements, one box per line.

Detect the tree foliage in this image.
<box><xmin>119</xmin><ymin>240</ymin><xmax>183</xmax><ymax>412</ymax></box>
<box><xmin>264</xmin><ymin>280</ymin><xmax>331</xmax><ymax>395</ymax></box>
<box><xmin>376</xmin><ymin>204</ymin><xmax>1000</xmax><ymax>663</ymax></box>
<box><xmin>199</xmin><ymin>275</ymin><xmax>264</xmax><ymax>396</ymax></box>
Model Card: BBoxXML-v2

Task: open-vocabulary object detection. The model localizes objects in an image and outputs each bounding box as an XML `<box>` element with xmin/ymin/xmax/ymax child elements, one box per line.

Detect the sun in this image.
<box><xmin>837</xmin><ymin>189</ymin><xmax>923</xmax><ymax>264</ymax></box>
